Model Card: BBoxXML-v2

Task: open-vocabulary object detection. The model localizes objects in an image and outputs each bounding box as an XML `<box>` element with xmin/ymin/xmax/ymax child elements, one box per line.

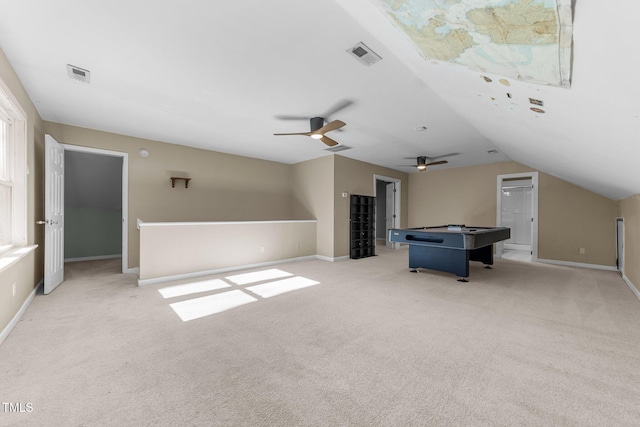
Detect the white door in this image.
<box><xmin>385</xmin><ymin>182</ymin><xmax>395</xmax><ymax>248</ymax></box>
<box><xmin>44</xmin><ymin>134</ymin><xmax>65</xmax><ymax>294</ymax></box>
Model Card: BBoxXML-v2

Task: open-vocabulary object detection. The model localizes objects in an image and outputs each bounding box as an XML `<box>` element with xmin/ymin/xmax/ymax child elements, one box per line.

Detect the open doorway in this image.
<box><xmin>62</xmin><ymin>144</ymin><xmax>129</xmax><ymax>273</ymax></box>
<box><xmin>373</xmin><ymin>174</ymin><xmax>401</xmax><ymax>249</ymax></box>
<box><xmin>496</xmin><ymin>172</ymin><xmax>538</xmax><ymax>262</ymax></box>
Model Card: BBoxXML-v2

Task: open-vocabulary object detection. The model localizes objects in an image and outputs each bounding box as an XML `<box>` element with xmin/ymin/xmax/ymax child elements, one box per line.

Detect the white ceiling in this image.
<box><xmin>0</xmin><ymin>0</ymin><xmax>638</xmax><ymax>200</ymax></box>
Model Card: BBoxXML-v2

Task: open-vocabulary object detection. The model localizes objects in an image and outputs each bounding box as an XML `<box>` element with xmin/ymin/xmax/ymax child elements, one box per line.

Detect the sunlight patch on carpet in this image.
<box><xmin>225</xmin><ymin>268</ymin><xmax>293</xmax><ymax>285</ymax></box>
<box><xmin>158</xmin><ymin>279</ymin><xmax>231</xmax><ymax>299</ymax></box>
<box><xmin>246</xmin><ymin>276</ymin><xmax>320</xmax><ymax>298</ymax></box>
<box><xmin>169</xmin><ymin>290</ymin><xmax>258</xmax><ymax>321</ymax></box>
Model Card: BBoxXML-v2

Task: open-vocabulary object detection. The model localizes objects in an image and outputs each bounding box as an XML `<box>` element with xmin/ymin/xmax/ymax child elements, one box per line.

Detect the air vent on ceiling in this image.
<box><xmin>346</xmin><ymin>42</ymin><xmax>381</xmax><ymax>66</ymax></box>
<box><xmin>325</xmin><ymin>145</ymin><xmax>352</xmax><ymax>153</ymax></box>
<box><xmin>67</xmin><ymin>64</ymin><xmax>91</xmax><ymax>83</ymax></box>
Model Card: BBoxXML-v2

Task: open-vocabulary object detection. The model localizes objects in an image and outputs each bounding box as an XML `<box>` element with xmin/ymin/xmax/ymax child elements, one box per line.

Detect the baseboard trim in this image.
<box><xmin>65</xmin><ymin>255</ymin><xmax>122</xmax><ymax>263</ymax></box>
<box><xmin>621</xmin><ymin>273</ymin><xmax>640</xmax><ymax>301</ymax></box>
<box><xmin>138</xmin><ymin>255</ymin><xmax>318</xmax><ymax>286</ymax></box>
<box><xmin>0</xmin><ymin>279</ymin><xmax>43</xmax><ymax>347</ymax></box>
<box><xmin>536</xmin><ymin>258</ymin><xmax>618</xmax><ymax>271</ymax></box>
<box><xmin>316</xmin><ymin>255</ymin><xmax>349</xmax><ymax>262</ymax></box>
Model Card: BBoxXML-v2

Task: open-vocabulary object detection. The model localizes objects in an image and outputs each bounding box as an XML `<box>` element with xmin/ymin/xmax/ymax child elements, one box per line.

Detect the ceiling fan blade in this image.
<box><xmin>405</xmin><ymin>153</ymin><xmax>460</xmax><ymax>161</ymax></box>
<box><xmin>319</xmin><ymin>135</ymin><xmax>339</xmax><ymax>147</ymax></box>
<box><xmin>428</xmin><ymin>153</ymin><xmax>459</xmax><ymax>161</ymax></box>
<box><xmin>323</xmin><ymin>99</ymin><xmax>354</xmax><ymax>118</ymax></box>
<box><xmin>316</xmin><ymin>120</ymin><xmax>346</xmax><ymax>134</ymax></box>
<box><xmin>426</xmin><ymin>160</ymin><xmax>448</xmax><ymax>166</ymax></box>
<box><xmin>274</xmin><ymin>114</ymin><xmax>311</xmax><ymax>121</ymax></box>
<box><xmin>273</xmin><ymin>131</ymin><xmax>312</xmax><ymax>136</ymax></box>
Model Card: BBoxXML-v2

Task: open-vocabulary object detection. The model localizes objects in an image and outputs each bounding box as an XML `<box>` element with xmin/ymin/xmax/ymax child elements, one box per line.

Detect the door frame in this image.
<box><xmin>496</xmin><ymin>171</ymin><xmax>539</xmax><ymax>260</ymax></box>
<box><xmin>616</xmin><ymin>217</ymin><xmax>624</xmax><ymax>274</ymax></box>
<box><xmin>62</xmin><ymin>144</ymin><xmax>130</xmax><ymax>273</ymax></box>
<box><xmin>373</xmin><ymin>174</ymin><xmax>401</xmax><ymax>249</ymax></box>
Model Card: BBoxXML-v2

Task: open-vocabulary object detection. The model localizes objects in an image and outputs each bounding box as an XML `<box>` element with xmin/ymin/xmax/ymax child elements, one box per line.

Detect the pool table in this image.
<box><xmin>389</xmin><ymin>225</ymin><xmax>510</xmax><ymax>281</ymax></box>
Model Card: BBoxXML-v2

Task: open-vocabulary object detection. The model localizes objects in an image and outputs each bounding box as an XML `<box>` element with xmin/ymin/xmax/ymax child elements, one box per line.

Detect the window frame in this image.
<box><xmin>0</xmin><ymin>77</ymin><xmax>28</xmax><ymax>254</ymax></box>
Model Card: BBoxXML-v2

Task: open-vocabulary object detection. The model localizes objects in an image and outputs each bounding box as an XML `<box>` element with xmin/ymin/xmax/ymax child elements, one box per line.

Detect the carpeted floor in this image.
<box><xmin>1</xmin><ymin>247</ymin><xmax>639</xmax><ymax>426</ymax></box>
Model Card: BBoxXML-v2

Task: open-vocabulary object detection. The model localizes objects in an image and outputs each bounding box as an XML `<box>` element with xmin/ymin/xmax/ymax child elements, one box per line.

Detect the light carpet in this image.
<box><xmin>1</xmin><ymin>247</ymin><xmax>639</xmax><ymax>426</ymax></box>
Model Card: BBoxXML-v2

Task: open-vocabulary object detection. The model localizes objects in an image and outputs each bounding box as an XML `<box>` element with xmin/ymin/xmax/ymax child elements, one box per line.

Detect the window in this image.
<box><xmin>0</xmin><ymin>78</ymin><xmax>27</xmax><ymax>253</ymax></box>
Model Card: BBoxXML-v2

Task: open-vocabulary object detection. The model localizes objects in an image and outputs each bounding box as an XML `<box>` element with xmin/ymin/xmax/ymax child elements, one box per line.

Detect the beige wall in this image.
<box><xmin>409</xmin><ymin>161</ymin><xmax>618</xmax><ymax>267</ymax></box>
<box><xmin>334</xmin><ymin>155</ymin><xmax>409</xmax><ymax>258</ymax></box>
<box><xmin>619</xmin><ymin>194</ymin><xmax>640</xmax><ymax>289</ymax></box>
<box><xmin>538</xmin><ymin>173</ymin><xmax>617</xmax><ymax>266</ymax></box>
<box><xmin>0</xmin><ymin>47</ymin><xmax>44</xmax><ymax>334</ymax></box>
<box><xmin>44</xmin><ymin>122</ymin><xmax>297</xmax><ymax>268</ymax></box>
<box><xmin>291</xmin><ymin>156</ymin><xmax>335</xmax><ymax>258</ymax></box>
<box><xmin>409</xmin><ymin>161</ymin><xmax>534</xmax><ymax>226</ymax></box>
<box><xmin>0</xmin><ymin>251</ymin><xmax>36</xmax><ymax>331</ymax></box>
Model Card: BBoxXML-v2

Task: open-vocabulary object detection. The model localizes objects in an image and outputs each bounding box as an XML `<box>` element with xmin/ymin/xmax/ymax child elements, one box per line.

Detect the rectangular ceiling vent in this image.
<box><xmin>346</xmin><ymin>42</ymin><xmax>381</xmax><ymax>66</ymax></box>
<box><xmin>67</xmin><ymin>64</ymin><xmax>91</xmax><ymax>83</ymax></box>
<box><xmin>325</xmin><ymin>145</ymin><xmax>352</xmax><ymax>153</ymax></box>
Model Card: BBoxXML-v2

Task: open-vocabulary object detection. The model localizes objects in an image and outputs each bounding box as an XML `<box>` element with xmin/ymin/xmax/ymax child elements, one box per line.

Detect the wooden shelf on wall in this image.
<box><xmin>170</xmin><ymin>177</ymin><xmax>191</xmax><ymax>188</ymax></box>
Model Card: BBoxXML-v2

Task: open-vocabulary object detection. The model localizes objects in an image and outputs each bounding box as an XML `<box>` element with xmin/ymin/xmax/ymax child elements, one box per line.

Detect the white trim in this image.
<box><xmin>0</xmin><ymin>279</ymin><xmax>43</xmax><ymax>347</ymax></box>
<box><xmin>0</xmin><ymin>76</ymin><xmax>28</xmax><ymax>248</ymax></box>
<box><xmin>62</xmin><ymin>144</ymin><xmax>129</xmax><ymax>274</ymax></box>
<box><xmin>496</xmin><ymin>172</ymin><xmax>539</xmax><ymax>261</ymax></box>
<box><xmin>64</xmin><ymin>254</ymin><xmax>122</xmax><ymax>263</ymax></box>
<box><xmin>137</xmin><ymin>255</ymin><xmax>319</xmax><ymax>286</ymax></box>
<box><xmin>0</xmin><ymin>244</ymin><xmax>37</xmax><ymax>274</ymax></box>
<box><xmin>138</xmin><ymin>219</ymin><xmax>317</xmax><ymax>227</ymax></box>
<box><xmin>373</xmin><ymin>174</ymin><xmax>401</xmax><ymax>249</ymax></box>
<box><xmin>536</xmin><ymin>258</ymin><xmax>618</xmax><ymax>271</ymax></box>
<box><xmin>316</xmin><ymin>255</ymin><xmax>349</xmax><ymax>262</ymax></box>
<box><xmin>616</xmin><ymin>217</ymin><xmax>624</xmax><ymax>275</ymax></box>
<box><xmin>621</xmin><ymin>273</ymin><xmax>640</xmax><ymax>301</ymax></box>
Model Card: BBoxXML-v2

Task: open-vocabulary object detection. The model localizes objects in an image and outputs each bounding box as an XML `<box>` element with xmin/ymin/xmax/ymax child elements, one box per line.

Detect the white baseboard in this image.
<box><xmin>0</xmin><ymin>279</ymin><xmax>43</xmax><ymax>347</ymax></box>
<box><xmin>621</xmin><ymin>273</ymin><xmax>640</xmax><ymax>301</ymax></box>
<box><xmin>65</xmin><ymin>254</ymin><xmax>122</xmax><ymax>263</ymax></box>
<box><xmin>536</xmin><ymin>258</ymin><xmax>618</xmax><ymax>271</ymax></box>
<box><xmin>138</xmin><ymin>255</ymin><xmax>319</xmax><ymax>286</ymax></box>
<box><xmin>316</xmin><ymin>255</ymin><xmax>349</xmax><ymax>262</ymax></box>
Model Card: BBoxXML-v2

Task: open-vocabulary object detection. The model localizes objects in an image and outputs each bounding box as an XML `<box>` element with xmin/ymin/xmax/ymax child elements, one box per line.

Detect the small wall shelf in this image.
<box><xmin>170</xmin><ymin>177</ymin><xmax>191</xmax><ymax>188</ymax></box>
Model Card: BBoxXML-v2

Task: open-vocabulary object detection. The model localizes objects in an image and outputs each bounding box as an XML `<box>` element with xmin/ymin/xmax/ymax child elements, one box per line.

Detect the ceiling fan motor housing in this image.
<box><xmin>310</xmin><ymin>117</ymin><xmax>324</xmax><ymax>132</ymax></box>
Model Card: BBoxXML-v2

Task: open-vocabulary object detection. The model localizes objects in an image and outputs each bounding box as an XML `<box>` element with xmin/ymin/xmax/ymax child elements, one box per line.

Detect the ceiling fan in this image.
<box><xmin>400</xmin><ymin>156</ymin><xmax>450</xmax><ymax>172</ymax></box>
<box><xmin>274</xmin><ymin>117</ymin><xmax>346</xmax><ymax>147</ymax></box>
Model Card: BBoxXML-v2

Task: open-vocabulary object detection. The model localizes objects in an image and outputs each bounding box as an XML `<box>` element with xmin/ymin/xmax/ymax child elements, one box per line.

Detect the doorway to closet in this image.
<box><xmin>496</xmin><ymin>172</ymin><xmax>538</xmax><ymax>262</ymax></box>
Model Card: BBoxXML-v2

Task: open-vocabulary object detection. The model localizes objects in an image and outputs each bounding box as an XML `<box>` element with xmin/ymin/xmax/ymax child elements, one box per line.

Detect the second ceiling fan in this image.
<box><xmin>400</xmin><ymin>155</ymin><xmax>457</xmax><ymax>172</ymax></box>
<box><xmin>274</xmin><ymin>117</ymin><xmax>346</xmax><ymax>147</ymax></box>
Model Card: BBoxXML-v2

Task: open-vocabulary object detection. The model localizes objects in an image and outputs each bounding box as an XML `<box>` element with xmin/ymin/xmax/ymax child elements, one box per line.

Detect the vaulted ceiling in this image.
<box><xmin>0</xmin><ymin>0</ymin><xmax>638</xmax><ymax>200</ymax></box>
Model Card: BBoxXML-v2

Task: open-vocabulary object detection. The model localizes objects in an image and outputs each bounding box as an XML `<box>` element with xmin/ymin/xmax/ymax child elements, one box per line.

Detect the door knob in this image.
<box><xmin>36</xmin><ymin>220</ymin><xmax>47</xmax><ymax>225</ymax></box>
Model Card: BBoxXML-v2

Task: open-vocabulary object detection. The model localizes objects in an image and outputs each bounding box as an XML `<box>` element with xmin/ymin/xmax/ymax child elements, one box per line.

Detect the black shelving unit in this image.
<box><xmin>350</xmin><ymin>194</ymin><xmax>376</xmax><ymax>259</ymax></box>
